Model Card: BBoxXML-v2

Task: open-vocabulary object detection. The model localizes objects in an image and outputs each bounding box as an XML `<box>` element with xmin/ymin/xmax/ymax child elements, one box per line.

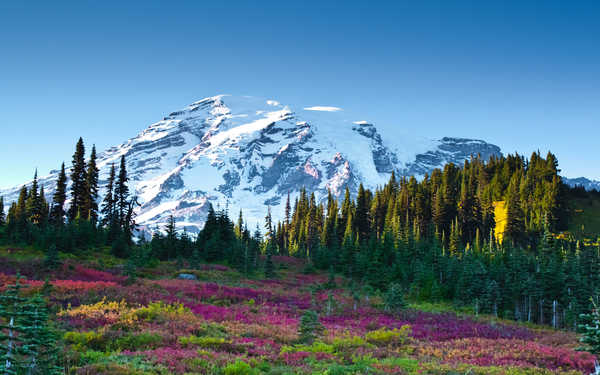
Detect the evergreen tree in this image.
<box><xmin>14</xmin><ymin>186</ymin><xmax>29</xmax><ymax>240</ymax></box>
<box><xmin>68</xmin><ymin>137</ymin><xmax>87</xmax><ymax>221</ymax></box>
<box><xmin>43</xmin><ymin>245</ymin><xmax>61</xmax><ymax>270</ymax></box>
<box><xmin>49</xmin><ymin>163</ymin><xmax>67</xmax><ymax>225</ymax></box>
<box><xmin>124</xmin><ymin>257</ymin><xmax>137</xmax><ymax>284</ymax></box>
<box><xmin>355</xmin><ymin>184</ymin><xmax>370</xmax><ymax>242</ymax></box>
<box><xmin>83</xmin><ymin>145</ymin><xmax>99</xmax><ymax>223</ymax></box>
<box><xmin>25</xmin><ymin>170</ymin><xmax>43</xmax><ymax>225</ymax></box>
<box><xmin>0</xmin><ymin>196</ymin><xmax>5</xmax><ymax>227</ymax></box>
<box><xmin>325</xmin><ymin>266</ymin><xmax>337</xmax><ymax>289</ymax></box>
<box><xmin>384</xmin><ymin>282</ymin><xmax>408</xmax><ymax>315</ymax></box>
<box><xmin>110</xmin><ymin>232</ymin><xmax>129</xmax><ymax>258</ymax></box>
<box><xmin>298</xmin><ymin>310</ymin><xmax>324</xmax><ymax>344</ymax></box>
<box><xmin>0</xmin><ymin>276</ymin><xmax>27</xmax><ymax>374</ymax></box>
<box><xmin>579</xmin><ymin>296</ymin><xmax>600</xmax><ymax>355</ymax></box>
<box><xmin>264</xmin><ymin>206</ymin><xmax>274</xmax><ymax>244</ymax></box>
<box><xmin>101</xmin><ymin>163</ymin><xmax>120</xmax><ymax>244</ymax></box>
<box><xmin>264</xmin><ymin>241</ymin><xmax>276</xmax><ymax>279</ymax></box>
<box><xmin>114</xmin><ymin>155</ymin><xmax>129</xmax><ymax>230</ymax></box>
<box><xmin>190</xmin><ymin>248</ymin><xmax>201</xmax><ymax>269</ymax></box>
<box><xmin>165</xmin><ymin>214</ymin><xmax>177</xmax><ymax>259</ymax></box>
<box><xmin>38</xmin><ymin>186</ymin><xmax>49</xmax><ymax>227</ymax></box>
<box><xmin>20</xmin><ymin>294</ymin><xmax>62</xmax><ymax>375</ymax></box>
<box><xmin>505</xmin><ymin>174</ymin><xmax>525</xmax><ymax>246</ymax></box>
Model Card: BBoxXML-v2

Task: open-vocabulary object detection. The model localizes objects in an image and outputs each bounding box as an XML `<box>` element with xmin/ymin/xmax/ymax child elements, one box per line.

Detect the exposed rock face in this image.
<box><xmin>403</xmin><ymin>137</ymin><xmax>502</xmax><ymax>177</ymax></box>
<box><xmin>0</xmin><ymin>95</ymin><xmax>504</xmax><ymax>232</ymax></box>
<box><xmin>563</xmin><ymin>177</ymin><xmax>600</xmax><ymax>191</ymax></box>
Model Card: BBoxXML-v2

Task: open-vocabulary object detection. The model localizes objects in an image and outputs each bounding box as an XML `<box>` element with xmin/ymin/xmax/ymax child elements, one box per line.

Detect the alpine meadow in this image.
<box><xmin>1</xmin><ymin>2</ymin><xmax>600</xmax><ymax>375</ymax></box>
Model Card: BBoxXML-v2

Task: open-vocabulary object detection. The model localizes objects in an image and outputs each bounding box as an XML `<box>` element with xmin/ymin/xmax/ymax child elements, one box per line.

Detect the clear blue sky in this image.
<box><xmin>1</xmin><ymin>0</ymin><xmax>599</xmax><ymax>188</ymax></box>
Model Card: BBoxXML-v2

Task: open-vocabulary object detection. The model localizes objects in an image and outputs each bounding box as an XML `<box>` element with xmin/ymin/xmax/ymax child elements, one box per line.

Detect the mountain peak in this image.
<box><xmin>0</xmin><ymin>95</ymin><xmax>503</xmax><ymax>232</ymax></box>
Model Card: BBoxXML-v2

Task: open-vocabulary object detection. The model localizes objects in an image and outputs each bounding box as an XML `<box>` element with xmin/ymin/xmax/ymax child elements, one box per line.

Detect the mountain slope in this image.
<box><xmin>0</xmin><ymin>95</ymin><xmax>502</xmax><ymax>232</ymax></box>
<box><xmin>563</xmin><ymin>177</ymin><xmax>600</xmax><ymax>192</ymax></box>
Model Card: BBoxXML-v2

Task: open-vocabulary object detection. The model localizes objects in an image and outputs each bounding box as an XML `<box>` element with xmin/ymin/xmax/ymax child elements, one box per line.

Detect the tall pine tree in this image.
<box><xmin>68</xmin><ymin>138</ymin><xmax>87</xmax><ymax>221</ymax></box>
<box><xmin>114</xmin><ymin>155</ymin><xmax>129</xmax><ymax>230</ymax></box>
<box><xmin>83</xmin><ymin>145</ymin><xmax>99</xmax><ymax>223</ymax></box>
<box><xmin>49</xmin><ymin>163</ymin><xmax>67</xmax><ymax>225</ymax></box>
<box><xmin>0</xmin><ymin>196</ymin><xmax>5</xmax><ymax>227</ymax></box>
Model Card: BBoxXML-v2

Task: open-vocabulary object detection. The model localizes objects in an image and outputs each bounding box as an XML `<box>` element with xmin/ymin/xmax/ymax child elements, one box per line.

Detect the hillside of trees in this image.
<box><xmin>1</xmin><ymin>140</ymin><xmax>600</xmax><ymax>330</ymax></box>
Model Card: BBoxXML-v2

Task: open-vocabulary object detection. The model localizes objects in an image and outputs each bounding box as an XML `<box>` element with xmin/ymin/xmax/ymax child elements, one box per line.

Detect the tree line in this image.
<box><xmin>260</xmin><ymin>152</ymin><xmax>598</xmax><ymax>329</ymax></box>
<box><xmin>0</xmin><ymin>137</ymin><xmax>137</xmax><ymax>255</ymax></box>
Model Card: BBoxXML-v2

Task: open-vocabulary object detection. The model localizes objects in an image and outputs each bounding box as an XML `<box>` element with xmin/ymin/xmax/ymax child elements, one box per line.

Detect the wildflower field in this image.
<box><xmin>0</xmin><ymin>249</ymin><xmax>596</xmax><ymax>375</ymax></box>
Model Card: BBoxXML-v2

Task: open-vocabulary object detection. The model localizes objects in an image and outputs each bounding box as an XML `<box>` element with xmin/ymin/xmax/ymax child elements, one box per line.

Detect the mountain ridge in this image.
<box><xmin>563</xmin><ymin>177</ymin><xmax>600</xmax><ymax>192</ymax></box>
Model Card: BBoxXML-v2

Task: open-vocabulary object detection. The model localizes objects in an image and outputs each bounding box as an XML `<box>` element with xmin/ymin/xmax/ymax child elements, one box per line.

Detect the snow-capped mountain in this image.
<box><xmin>563</xmin><ymin>177</ymin><xmax>600</xmax><ymax>191</ymax></box>
<box><xmin>0</xmin><ymin>95</ymin><xmax>502</xmax><ymax>232</ymax></box>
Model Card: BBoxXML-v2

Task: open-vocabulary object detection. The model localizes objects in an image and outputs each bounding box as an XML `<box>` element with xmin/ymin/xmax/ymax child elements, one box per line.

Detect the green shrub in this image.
<box><xmin>378</xmin><ymin>357</ymin><xmax>420</xmax><ymax>373</ymax></box>
<box><xmin>80</xmin><ymin>350</ymin><xmax>110</xmax><ymax>364</ymax></box>
<box><xmin>112</xmin><ymin>332</ymin><xmax>163</xmax><ymax>351</ymax></box>
<box><xmin>223</xmin><ymin>360</ymin><xmax>259</xmax><ymax>375</ymax></box>
<box><xmin>331</xmin><ymin>335</ymin><xmax>369</xmax><ymax>351</ymax></box>
<box><xmin>74</xmin><ymin>363</ymin><xmax>149</xmax><ymax>375</ymax></box>
<box><xmin>280</xmin><ymin>341</ymin><xmax>334</xmax><ymax>354</ymax></box>
<box><xmin>192</xmin><ymin>321</ymin><xmax>229</xmax><ymax>338</ymax></box>
<box><xmin>179</xmin><ymin>335</ymin><xmax>229</xmax><ymax>349</ymax></box>
<box><xmin>64</xmin><ymin>330</ymin><xmax>106</xmax><ymax>352</ymax></box>
<box><xmin>364</xmin><ymin>326</ymin><xmax>411</xmax><ymax>346</ymax></box>
<box><xmin>319</xmin><ymin>363</ymin><xmax>373</xmax><ymax>375</ymax></box>
<box><xmin>64</xmin><ymin>331</ymin><xmax>163</xmax><ymax>352</ymax></box>
<box><xmin>264</xmin><ymin>366</ymin><xmax>296</xmax><ymax>375</ymax></box>
<box><xmin>133</xmin><ymin>301</ymin><xmax>189</xmax><ymax>321</ymax></box>
<box><xmin>182</xmin><ymin>357</ymin><xmax>221</xmax><ymax>373</ymax></box>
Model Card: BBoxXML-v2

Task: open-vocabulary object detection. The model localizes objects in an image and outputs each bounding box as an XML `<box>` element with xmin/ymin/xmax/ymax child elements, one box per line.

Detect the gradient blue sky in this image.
<box><xmin>1</xmin><ymin>0</ymin><xmax>599</xmax><ymax>188</ymax></box>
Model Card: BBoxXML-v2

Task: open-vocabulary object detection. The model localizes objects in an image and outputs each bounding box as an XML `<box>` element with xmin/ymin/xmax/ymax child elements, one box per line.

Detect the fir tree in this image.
<box><xmin>101</xmin><ymin>163</ymin><xmax>120</xmax><ymax>244</ymax></box>
<box><xmin>0</xmin><ymin>276</ymin><xmax>27</xmax><ymax>374</ymax></box>
<box><xmin>25</xmin><ymin>170</ymin><xmax>42</xmax><ymax>225</ymax></box>
<box><xmin>14</xmin><ymin>186</ymin><xmax>28</xmax><ymax>240</ymax></box>
<box><xmin>298</xmin><ymin>310</ymin><xmax>324</xmax><ymax>344</ymax></box>
<box><xmin>38</xmin><ymin>186</ymin><xmax>49</xmax><ymax>226</ymax></box>
<box><xmin>579</xmin><ymin>296</ymin><xmax>600</xmax><ymax>355</ymax></box>
<box><xmin>114</xmin><ymin>155</ymin><xmax>129</xmax><ymax>229</ymax></box>
<box><xmin>83</xmin><ymin>145</ymin><xmax>99</xmax><ymax>223</ymax></box>
<box><xmin>165</xmin><ymin>215</ymin><xmax>177</xmax><ymax>259</ymax></box>
<box><xmin>383</xmin><ymin>283</ymin><xmax>407</xmax><ymax>315</ymax></box>
<box><xmin>355</xmin><ymin>184</ymin><xmax>370</xmax><ymax>242</ymax></box>
<box><xmin>190</xmin><ymin>248</ymin><xmax>201</xmax><ymax>270</ymax></box>
<box><xmin>49</xmin><ymin>163</ymin><xmax>67</xmax><ymax>225</ymax></box>
<box><xmin>325</xmin><ymin>266</ymin><xmax>337</xmax><ymax>289</ymax></box>
<box><xmin>0</xmin><ymin>196</ymin><xmax>5</xmax><ymax>227</ymax></box>
<box><xmin>505</xmin><ymin>174</ymin><xmax>525</xmax><ymax>246</ymax></box>
<box><xmin>43</xmin><ymin>245</ymin><xmax>61</xmax><ymax>270</ymax></box>
<box><xmin>264</xmin><ymin>206</ymin><xmax>274</xmax><ymax>243</ymax></box>
<box><xmin>20</xmin><ymin>294</ymin><xmax>62</xmax><ymax>375</ymax></box>
<box><xmin>110</xmin><ymin>232</ymin><xmax>129</xmax><ymax>258</ymax></box>
<box><xmin>264</xmin><ymin>242</ymin><xmax>276</xmax><ymax>279</ymax></box>
<box><xmin>68</xmin><ymin>137</ymin><xmax>87</xmax><ymax>221</ymax></box>
<box><xmin>124</xmin><ymin>257</ymin><xmax>137</xmax><ymax>284</ymax></box>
